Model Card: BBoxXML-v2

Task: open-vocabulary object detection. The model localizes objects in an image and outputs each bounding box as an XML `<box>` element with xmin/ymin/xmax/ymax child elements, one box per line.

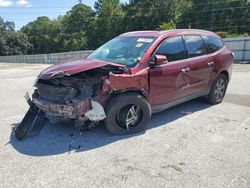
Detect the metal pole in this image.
<box><xmin>242</xmin><ymin>39</ymin><xmax>246</xmax><ymax>64</ymax></box>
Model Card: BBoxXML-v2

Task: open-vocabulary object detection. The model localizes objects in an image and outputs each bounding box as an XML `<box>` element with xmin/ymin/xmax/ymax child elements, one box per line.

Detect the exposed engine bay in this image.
<box><xmin>14</xmin><ymin>65</ymin><xmax>126</xmax><ymax>140</ymax></box>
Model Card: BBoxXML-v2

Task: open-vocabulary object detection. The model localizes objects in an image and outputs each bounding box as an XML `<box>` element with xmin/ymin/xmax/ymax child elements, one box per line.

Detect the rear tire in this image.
<box><xmin>207</xmin><ymin>74</ymin><xmax>228</xmax><ymax>104</ymax></box>
<box><xmin>105</xmin><ymin>92</ymin><xmax>151</xmax><ymax>135</ymax></box>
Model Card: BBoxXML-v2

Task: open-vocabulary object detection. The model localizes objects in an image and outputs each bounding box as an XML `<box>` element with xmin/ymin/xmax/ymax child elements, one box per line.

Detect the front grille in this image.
<box><xmin>37</xmin><ymin>83</ymin><xmax>77</xmax><ymax>103</ymax></box>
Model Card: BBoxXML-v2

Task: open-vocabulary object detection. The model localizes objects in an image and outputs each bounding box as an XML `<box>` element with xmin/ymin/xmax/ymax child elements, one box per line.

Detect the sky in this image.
<box><xmin>0</xmin><ymin>0</ymin><xmax>129</xmax><ymax>30</ymax></box>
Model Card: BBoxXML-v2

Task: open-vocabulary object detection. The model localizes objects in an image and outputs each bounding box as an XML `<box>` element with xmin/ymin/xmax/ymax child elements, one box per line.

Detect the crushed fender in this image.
<box><xmin>102</xmin><ymin>69</ymin><xmax>149</xmax><ymax>94</ymax></box>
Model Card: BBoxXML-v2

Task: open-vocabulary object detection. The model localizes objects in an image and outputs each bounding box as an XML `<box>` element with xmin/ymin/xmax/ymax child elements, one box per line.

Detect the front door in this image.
<box><xmin>149</xmin><ymin>36</ymin><xmax>192</xmax><ymax>105</ymax></box>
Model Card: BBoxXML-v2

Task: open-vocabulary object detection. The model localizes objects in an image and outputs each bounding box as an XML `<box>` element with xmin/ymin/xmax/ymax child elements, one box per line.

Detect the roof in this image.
<box><xmin>119</xmin><ymin>29</ymin><xmax>217</xmax><ymax>38</ymax></box>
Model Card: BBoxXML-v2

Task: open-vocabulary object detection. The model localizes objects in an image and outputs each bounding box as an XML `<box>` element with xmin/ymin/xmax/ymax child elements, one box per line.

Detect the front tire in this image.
<box><xmin>105</xmin><ymin>92</ymin><xmax>151</xmax><ymax>135</ymax></box>
<box><xmin>207</xmin><ymin>74</ymin><xmax>228</xmax><ymax>104</ymax></box>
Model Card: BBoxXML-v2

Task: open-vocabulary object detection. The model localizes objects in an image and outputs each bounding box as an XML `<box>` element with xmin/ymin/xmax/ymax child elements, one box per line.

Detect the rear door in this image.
<box><xmin>202</xmin><ymin>35</ymin><xmax>230</xmax><ymax>82</ymax></box>
<box><xmin>182</xmin><ymin>35</ymin><xmax>214</xmax><ymax>93</ymax></box>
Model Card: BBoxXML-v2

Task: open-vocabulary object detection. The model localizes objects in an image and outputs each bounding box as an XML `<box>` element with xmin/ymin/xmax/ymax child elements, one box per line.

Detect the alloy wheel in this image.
<box><xmin>117</xmin><ymin>105</ymin><xmax>143</xmax><ymax>130</ymax></box>
<box><xmin>214</xmin><ymin>79</ymin><xmax>226</xmax><ymax>100</ymax></box>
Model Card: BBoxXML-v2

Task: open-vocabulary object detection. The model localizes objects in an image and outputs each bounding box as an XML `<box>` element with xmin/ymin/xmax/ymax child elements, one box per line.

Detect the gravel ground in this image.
<box><xmin>0</xmin><ymin>63</ymin><xmax>250</xmax><ymax>188</ymax></box>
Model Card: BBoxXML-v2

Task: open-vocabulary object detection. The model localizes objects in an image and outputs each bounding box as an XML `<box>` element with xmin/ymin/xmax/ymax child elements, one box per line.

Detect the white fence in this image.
<box><xmin>0</xmin><ymin>37</ymin><xmax>249</xmax><ymax>64</ymax></box>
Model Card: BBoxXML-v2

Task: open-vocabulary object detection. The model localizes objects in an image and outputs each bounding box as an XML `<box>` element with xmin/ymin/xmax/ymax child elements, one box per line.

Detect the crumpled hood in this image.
<box><xmin>39</xmin><ymin>59</ymin><xmax>124</xmax><ymax>79</ymax></box>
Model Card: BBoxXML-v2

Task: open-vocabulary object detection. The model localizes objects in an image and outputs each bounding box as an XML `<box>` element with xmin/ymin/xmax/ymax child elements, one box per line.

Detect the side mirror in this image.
<box><xmin>154</xmin><ymin>54</ymin><xmax>167</xmax><ymax>65</ymax></box>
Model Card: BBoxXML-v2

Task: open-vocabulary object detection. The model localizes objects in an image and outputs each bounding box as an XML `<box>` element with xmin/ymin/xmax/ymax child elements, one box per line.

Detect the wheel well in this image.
<box><xmin>107</xmin><ymin>90</ymin><xmax>148</xmax><ymax>104</ymax></box>
<box><xmin>220</xmin><ymin>71</ymin><xmax>229</xmax><ymax>81</ymax></box>
<box><xmin>104</xmin><ymin>90</ymin><xmax>149</xmax><ymax>114</ymax></box>
<box><xmin>110</xmin><ymin>90</ymin><xmax>147</xmax><ymax>100</ymax></box>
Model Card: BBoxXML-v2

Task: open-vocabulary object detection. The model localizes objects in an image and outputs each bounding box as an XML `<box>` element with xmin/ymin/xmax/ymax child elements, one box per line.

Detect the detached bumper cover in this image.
<box><xmin>14</xmin><ymin>94</ymin><xmax>46</xmax><ymax>140</ymax></box>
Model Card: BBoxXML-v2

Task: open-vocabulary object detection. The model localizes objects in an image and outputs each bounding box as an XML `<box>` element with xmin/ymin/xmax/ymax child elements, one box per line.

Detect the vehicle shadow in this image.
<box><xmin>9</xmin><ymin>98</ymin><xmax>211</xmax><ymax>156</ymax></box>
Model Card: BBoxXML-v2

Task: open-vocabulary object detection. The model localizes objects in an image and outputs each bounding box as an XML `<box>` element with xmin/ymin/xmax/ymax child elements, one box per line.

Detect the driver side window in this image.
<box><xmin>156</xmin><ymin>36</ymin><xmax>186</xmax><ymax>62</ymax></box>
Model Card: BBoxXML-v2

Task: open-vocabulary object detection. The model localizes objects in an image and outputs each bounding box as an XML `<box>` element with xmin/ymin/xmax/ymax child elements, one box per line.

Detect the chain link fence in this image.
<box><xmin>0</xmin><ymin>37</ymin><xmax>249</xmax><ymax>64</ymax></box>
<box><xmin>0</xmin><ymin>51</ymin><xmax>93</xmax><ymax>64</ymax></box>
<box><xmin>224</xmin><ymin>37</ymin><xmax>250</xmax><ymax>63</ymax></box>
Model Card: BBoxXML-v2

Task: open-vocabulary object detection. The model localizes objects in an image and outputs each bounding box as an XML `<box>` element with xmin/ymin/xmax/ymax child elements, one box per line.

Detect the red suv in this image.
<box><xmin>16</xmin><ymin>29</ymin><xmax>233</xmax><ymax>139</ymax></box>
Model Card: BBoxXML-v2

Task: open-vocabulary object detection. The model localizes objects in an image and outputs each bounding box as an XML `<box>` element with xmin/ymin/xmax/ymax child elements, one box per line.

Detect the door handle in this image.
<box><xmin>208</xmin><ymin>61</ymin><xmax>214</xmax><ymax>67</ymax></box>
<box><xmin>181</xmin><ymin>67</ymin><xmax>191</xmax><ymax>73</ymax></box>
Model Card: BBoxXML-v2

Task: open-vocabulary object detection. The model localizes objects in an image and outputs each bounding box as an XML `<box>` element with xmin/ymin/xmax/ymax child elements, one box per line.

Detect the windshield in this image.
<box><xmin>88</xmin><ymin>37</ymin><xmax>155</xmax><ymax>67</ymax></box>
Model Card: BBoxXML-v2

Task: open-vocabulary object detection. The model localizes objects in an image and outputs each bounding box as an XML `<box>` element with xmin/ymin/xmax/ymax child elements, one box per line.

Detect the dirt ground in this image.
<box><xmin>0</xmin><ymin>63</ymin><xmax>250</xmax><ymax>188</ymax></box>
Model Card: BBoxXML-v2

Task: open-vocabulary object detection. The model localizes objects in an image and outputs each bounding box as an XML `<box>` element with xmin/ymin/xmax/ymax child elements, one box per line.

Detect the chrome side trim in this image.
<box><xmin>151</xmin><ymin>90</ymin><xmax>210</xmax><ymax>113</ymax></box>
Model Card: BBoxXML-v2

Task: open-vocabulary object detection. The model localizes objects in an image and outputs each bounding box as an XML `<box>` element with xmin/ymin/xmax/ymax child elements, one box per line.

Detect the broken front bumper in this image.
<box><xmin>15</xmin><ymin>92</ymin><xmax>107</xmax><ymax>140</ymax></box>
<box><xmin>33</xmin><ymin>95</ymin><xmax>106</xmax><ymax>123</ymax></box>
<box><xmin>33</xmin><ymin>98</ymin><xmax>74</xmax><ymax>118</ymax></box>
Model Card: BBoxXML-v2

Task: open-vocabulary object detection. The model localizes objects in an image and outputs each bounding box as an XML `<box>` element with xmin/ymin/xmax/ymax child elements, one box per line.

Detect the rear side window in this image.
<box><xmin>155</xmin><ymin>36</ymin><xmax>186</xmax><ymax>62</ymax></box>
<box><xmin>202</xmin><ymin>35</ymin><xmax>224</xmax><ymax>53</ymax></box>
<box><xmin>184</xmin><ymin>35</ymin><xmax>207</xmax><ymax>58</ymax></box>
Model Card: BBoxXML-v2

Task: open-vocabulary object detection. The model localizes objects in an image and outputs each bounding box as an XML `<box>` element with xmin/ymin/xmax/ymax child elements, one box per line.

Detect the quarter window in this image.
<box><xmin>155</xmin><ymin>36</ymin><xmax>186</xmax><ymax>62</ymax></box>
<box><xmin>202</xmin><ymin>35</ymin><xmax>224</xmax><ymax>53</ymax></box>
<box><xmin>184</xmin><ymin>35</ymin><xmax>207</xmax><ymax>58</ymax></box>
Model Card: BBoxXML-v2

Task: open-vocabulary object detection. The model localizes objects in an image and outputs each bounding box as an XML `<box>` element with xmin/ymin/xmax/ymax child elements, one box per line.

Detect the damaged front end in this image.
<box><xmin>14</xmin><ymin>63</ymin><xmax>125</xmax><ymax>140</ymax></box>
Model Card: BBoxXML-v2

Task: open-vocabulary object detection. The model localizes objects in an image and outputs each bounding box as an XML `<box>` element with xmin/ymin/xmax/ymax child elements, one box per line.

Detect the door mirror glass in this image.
<box><xmin>155</xmin><ymin>54</ymin><xmax>167</xmax><ymax>65</ymax></box>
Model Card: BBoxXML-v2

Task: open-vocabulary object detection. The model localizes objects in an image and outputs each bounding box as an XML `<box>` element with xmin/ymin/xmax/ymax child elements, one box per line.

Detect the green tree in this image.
<box><xmin>158</xmin><ymin>21</ymin><xmax>176</xmax><ymax>31</ymax></box>
<box><xmin>21</xmin><ymin>16</ymin><xmax>64</xmax><ymax>54</ymax></box>
<box><xmin>63</xmin><ymin>3</ymin><xmax>95</xmax><ymax>50</ymax></box>
<box><xmin>5</xmin><ymin>0</ymin><xmax>249</xmax><ymax>56</ymax></box>
<box><xmin>124</xmin><ymin>0</ymin><xmax>190</xmax><ymax>31</ymax></box>
<box><xmin>3</xmin><ymin>31</ymin><xmax>32</xmax><ymax>55</ymax></box>
<box><xmin>0</xmin><ymin>17</ymin><xmax>31</xmax><ymax>56</ymax></box>
<box><xmin>178</xmin><ymin>0</ymin><xmax>250</xmax><ymax>34</ymax></box>
<box><xmin>63</xmin><ymin>3</ymin><xmax>95</xmax><ymax>33</ymax></box>
<box><xmin>94</xmin><ymin>0</ymin><xmax>103</xmax><ymax>15</ymax></box>
<box><xmin>62</xmin><ymin>31</ymin><xmax>88</xmax><ymax>51</ymax></box>
<box><xmin>92</xmin><ymin>0</ymin><xmax>125</xmax><ymax>48</ymax></box>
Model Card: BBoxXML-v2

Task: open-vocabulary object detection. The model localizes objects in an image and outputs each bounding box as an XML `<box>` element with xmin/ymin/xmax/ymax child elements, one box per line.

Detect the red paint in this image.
<box><xmin>39</xmin><ymin>59</ymin><xmax>124</xmax><ymax>79</ymax></box>
<box><xmin>39</xmin><ymin>29</ymin><xmax>233</xmax><ymax>107</ymax></box>
<box><xmin>106</xmin><ymin>69</ymin><xmax>149</xmax><ymax>94</ymax></box>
